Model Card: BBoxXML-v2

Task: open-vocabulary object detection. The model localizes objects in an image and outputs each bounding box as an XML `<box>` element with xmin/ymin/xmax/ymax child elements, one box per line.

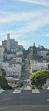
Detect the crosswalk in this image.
<box><xmin>0</xmin><ymin>88</ymin><xmax>41</xmax><ymax>95</ymax></box>
<box><xmin>12</xmin><ymin>88</ymin><xmax>40</xmax><ymax>94</ymax></box>
<box><xmin>0</xmin><ymin>89</ymin><xmax>4</xmax><ymax>94</ymax></box>
<box><xmin>13</xmin><ymin>89</ymin><xmax>41</xmax><ymax>94</ymax></box>
<box><xmin>13</xmin><ymin>89</ymin><xmax>22</xmax><ymax>94</ymax></box>
<box><xmin>32</xmin><ymin>89</ymin><xmax>40</xmax><ymax>93</ymax></box>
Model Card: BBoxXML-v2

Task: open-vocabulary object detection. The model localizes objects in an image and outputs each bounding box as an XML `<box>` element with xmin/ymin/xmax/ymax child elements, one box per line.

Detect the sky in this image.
<box><xmin>0</xmin><ymin>0</ymin><xmax>49</xmax><ymax>49</ymax></box>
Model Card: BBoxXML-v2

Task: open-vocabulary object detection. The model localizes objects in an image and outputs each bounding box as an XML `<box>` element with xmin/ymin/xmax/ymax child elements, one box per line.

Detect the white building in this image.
<box><xmin>7</xmin><ymin>33</ymin><xmax>10</xmax><ymax>51</ymax></box>
<box><xmin>12</xmin><ymin>57</ymin><xmax>22</xmax><ymax>63</ymax></box>
<box><xmin>30</xmin><ymin>61</ymin><xmax>49</xmax><ymax>73</ymax></box>
<box><xmin>1</xmin><ymin>62</ymin><xmax>9</xmax><ymax>67</ymax></box>
<box><xmin>1</xmin><ymin>63</ymin><xmax>21</xmax><ymax>78</ymax></box>
<box><xmin>2</xmin><ymin>33</ymin><xmax>18</xmax><ymax>52</ymax></box>
<box><xmin>16</xmin><ymin>51</ymin><xmax>23</xmax><ymax>56</ymax></box>
<box><xmin>0</xmin><ymin>47</ymin><xmax>4</xmax><ymax>62</ymax></box>
<box><xmin>37</xmin><ymin>50</ymin><xmax>48</xmax><ymax>57</ymax></box>
<box><xmin>7</xmin><ymin>54</ymin><xmax>15</xmax><ymax>60</ymax></box>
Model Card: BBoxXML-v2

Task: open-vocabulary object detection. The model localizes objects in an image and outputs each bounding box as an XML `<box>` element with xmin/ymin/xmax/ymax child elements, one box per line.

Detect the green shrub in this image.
<box><xmin>29</xmin><ymin>70</ymin><xmax>49</xmax><ymax>89</ymax></box>
<box><xmin>16</xmin><ymin>81</ymin><xmax>23</xmax><ymax>88</ymax></box>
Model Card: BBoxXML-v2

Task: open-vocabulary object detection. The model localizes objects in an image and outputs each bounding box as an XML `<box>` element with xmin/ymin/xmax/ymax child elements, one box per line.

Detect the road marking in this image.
<box><xmin>47</xmin><ymin>99</ymin><xmax>49</xmax><ymax>102</ymax></box>
<box><xmin>13</xmin><ymin>89</ymin><xmax>21</xmax><ymax>94</ymax></box>
<box><xmin>47</xmin><ymin>87</ymin><xmax>49</xmax><ymax>90</ymax></box>
<box><xmin>32</xmin><ymin>89</ymin><xmax>40</xmax><ymax>93</ymax></box>
<box><xmin>0</xmin><ymin>89</ymin><xmax>5</xmax><ymax>94</ymax></box>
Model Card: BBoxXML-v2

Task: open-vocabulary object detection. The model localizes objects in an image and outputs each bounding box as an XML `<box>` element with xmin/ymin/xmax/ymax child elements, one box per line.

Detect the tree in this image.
<box><xmin>23</xmin><ymin>49</ymin><xmax>29</xmax><ymax>59</ymax></box>
<box><xmin>33</xmin><ymin>46</ymin><xmax>37</xmax><ymax>59</ymax></box>
<box><xmin>1</xmin><ymin>69</ymin><xmax>6</xmax><ymax>77</ymax></box>
<box><xmin>29</xmin><ymin>70</ymin><xmax>49</xmax><ymax>89</ymax></box>
<box><xmin>16</xmin><ymin>81</ymin><xmax>23</xmax><ymax>88</ymax></box>
<box><xmin>41</xmin><ymin>46</ymin><xmax>45</xmax><ymax>51</ymax></box>
<box><xmin>0</xmin><ymin>76</ymin><xmax>12</xmax><ymax>90</ymax></box>
<box><xmin>44</xmin><ymin>79</ymin><xmax>49</xmax><ymax>89</ymax></box>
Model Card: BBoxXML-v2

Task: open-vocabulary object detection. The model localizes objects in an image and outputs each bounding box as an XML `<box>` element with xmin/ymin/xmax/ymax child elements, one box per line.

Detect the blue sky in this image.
<box><xmin>0</xmin><ymin>0</ymin><xmax>49</xmax><ymax>49</ymax></box>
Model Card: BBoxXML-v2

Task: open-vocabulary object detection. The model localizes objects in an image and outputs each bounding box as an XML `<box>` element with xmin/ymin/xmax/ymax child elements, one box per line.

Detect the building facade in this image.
<box><xmin>37</xmin><ymin>50</ymin><xmax>49</xmax><ymax>57</ymax></box>
<box><xmin>0</xmin><ymin>47</ymin><xmax>4</xmax><ymax>62</ymax></box>
<box><xmin>1</xmin><ymin>62</ymin><xmax>21</xmax><ymax>78</ymax></box>
<box><xmin>2</xmin><ymin>33</ymin><xmax>18</xmax><ymax>52</ymax></box>
<box><xmin>30</xmin><ymin>60</ymin><xmax>49</xmax><ymax>73</ymax></box>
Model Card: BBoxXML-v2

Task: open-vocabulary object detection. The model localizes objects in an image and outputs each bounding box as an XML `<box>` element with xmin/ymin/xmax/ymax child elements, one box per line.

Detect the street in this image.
<box><xmin>21</xmin><ymin>59</ymin><xmax>30</xmax><ymax>80</ymax></box>
<box><xmin>0</xmin><ymin>89</ymin><xmax>49</xmax><ymax>111</ymax></box>
<box><xmin>0</xmin><ymin>60</ymin><xmax>49</xmax><ymax>111</ymax></box>
<box><xmin>0</xmin><ymin>105</ymin><xmax>49</xmax><ymax>111</ymax></box>
<box><xmin>0</xmin><ymin>89</ymin><xmax>49</xmax><ymax>105</ymax></box>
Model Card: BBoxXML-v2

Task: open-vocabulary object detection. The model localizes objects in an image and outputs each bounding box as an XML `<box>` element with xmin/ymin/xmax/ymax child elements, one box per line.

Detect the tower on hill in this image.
<box><xmin>7</xmin><ymin>33</ymin><xmax>10</xmax><ymax>51</ymax></box>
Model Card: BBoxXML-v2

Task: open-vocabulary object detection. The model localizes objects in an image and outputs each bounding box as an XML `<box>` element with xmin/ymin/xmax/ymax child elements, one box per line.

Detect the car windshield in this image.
<box><xmin>0</xmin><ymin>0</ymin><xmax>49</xmax><ymax>111</ymax></box>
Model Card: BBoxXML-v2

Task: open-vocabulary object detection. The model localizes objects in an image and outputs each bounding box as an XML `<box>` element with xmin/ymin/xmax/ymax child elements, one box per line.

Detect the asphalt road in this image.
<box><xmin>0</xmin><ymin>105</ymin><xmax>49</xmax><ymax>111</ymax></box>
<box><xmin>0</xmin><ymin>89</ymin><xmax>49</xmax><ymax>111</ymax></box>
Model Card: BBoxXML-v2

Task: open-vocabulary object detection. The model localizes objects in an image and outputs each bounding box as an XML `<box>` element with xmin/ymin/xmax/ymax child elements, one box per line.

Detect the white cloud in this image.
<box><xmin>18</xmin><ymin>41</ymin><xmax>31</xmax><ymax>48</ymax></box>
<box><xmin>0</xmin><ymin>32</ymin><xmax>23</xmax><ymax>40</ymax></box>
<box><xmin>19</xmin><ymin>0</ymin><xmax>49</xmax><ymax>7</ymax></box>
<box><xmin>44</xmin><ymin>33</ymin><xmax>49</xmax><ymax>37</ymax></box>
<box><xmin>0</xmin><ymin>11</ymin><xmax>9</xmax><ymax>15</ymax></box>
<box><xmin>15</xmin><ymin>10</ymin><xmax>49</xmax><ymax>34</ymax></box>
<box><xmin>1</xmin><ymin>9</ymin><xmax>48</xmax><ymax>37</ymax></box>
<box><xmin>10</xmin><ymin>34</ymin><xmax>23</xmax><ymax>39</ymax></box>
<box><xmin>0</xmin><ymin>10</ymin><xmax>39</xmax><ymax>24</ymax></box>
<box><xmin>0</xmin><ymin>32</ymin><xmax>6</xmax><ymax>36</ymax></box>
<box><xmin>0</xmin><ymin>8</ymin><xmax>49</xmax><ymax>38</ymax></box>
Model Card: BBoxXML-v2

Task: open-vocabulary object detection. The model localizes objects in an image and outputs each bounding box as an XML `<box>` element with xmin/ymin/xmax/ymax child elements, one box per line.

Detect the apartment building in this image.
<box><xmin>0</xmin><ymin>46</ymin><xmax>4</xmax><ymax>62</ymax></box>
<box><xmin>1</xmin><ymin>62</ymin><xmax>22</xmax><ymax>78</ymax></box>
<box><xmin>30</xmin><ymin>60</ymin><xmax>49</xmax><ymax>73</ymax></box>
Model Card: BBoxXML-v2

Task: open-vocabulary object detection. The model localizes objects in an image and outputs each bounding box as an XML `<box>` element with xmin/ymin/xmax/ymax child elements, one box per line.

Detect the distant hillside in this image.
<box><xmin>23</xmin><ymin>44</ymin><xmax>49</xmax><ymax>62</ymax></box>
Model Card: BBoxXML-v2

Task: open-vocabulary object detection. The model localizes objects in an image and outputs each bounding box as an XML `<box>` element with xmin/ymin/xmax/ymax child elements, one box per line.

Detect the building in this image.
<box><xmin>11</xmin><ymin>57</ymin><xmax>22</xmax><ymax>63</ymax></box>
<box><xmin>7</xmin><ymin>54</ymin><xmax>15</xmax><ymax>60</ymax></box>
<box><xmin>30</xmin><ymin>60</ymin><xmax>49</xmax><ymax>73</ymax></box>
<box><xmin>46</xmin><ymin>54</ymin><xmax>49</xmax><ymax>59</ymax></box>
<box><xmin>7</xmin><ymin>33</ymin><xmax>10</xmax><ymax>51</ymax></box>
<box><xmin>16</xmin><ymin>45</ymin><xmax>23</xmax><ymax>56</ymax></box>
<box><xmin>16</xmin><ymin>51</ymin><xmax>23</xmax><ymax>56</ymax></box>
<box><xmin>2</xmin><ymin>63</ymin><xmax>22</xmax><ymax>78</ymax></box>
<box><xmin>0</xmin><ymin>46</ymin><xmax>4</xmax><ymax>62</ymax></box>
<box><xmin>2</xmin><ymin>33</ymin><xmax>23</xmax><ymax>56</ymax></box>
<box><xmin>2</xmin><ymin>33</ymin><xmax>18</xmax><ymax>52</ymax></box>
<box><xmin>37</xmin><ymin>50</ymin><xmax>48</xmax><ymax>57</ymax></box>
<box><xmin>10</xmin><ymin>39</ymin><xmax>18</xmax><ymax>51</ymax></box>
<box><xmin>2</xmin><ymin>40</ymin><xmax>7</xmax><ymax>50</ymax></box>
<box><xmin>0</xmin><ymin>33</ymin><xmax>23</xmax><ymax>79</ymax></box>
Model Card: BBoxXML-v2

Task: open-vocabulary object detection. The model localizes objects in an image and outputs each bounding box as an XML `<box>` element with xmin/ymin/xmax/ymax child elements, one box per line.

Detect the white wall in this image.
<box><xmin>7</xmin><ymin>54</ymin><xmax>15</xmax><ymax>60</ymax></box>
<box><xmin>37</xmin><ymin>50</ymin><xmax>48</xmax><ymax>57</ymax></box>
<box><xmin>13</xmin><ymin>57</ymin><xmax>22</xmax><ymax>63</ymax></box>
<box><xmin>30</xmin><ymin>61</ymin><xmax>49</xmax><ymax>73</ymax></box>
<box><xmin>2</xmin><ymin>64</ymin><xmax>22</xmax><ymax>78</ymax></box>
<box><xmin>0</xmin><ymin>47</ymin><xmax>4</xmax><ymax>62</ymax></box>
<box><xmin>2</xmin><ymin>62</ymin><xmax>9</xmax><ymax>67</ymax></box>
